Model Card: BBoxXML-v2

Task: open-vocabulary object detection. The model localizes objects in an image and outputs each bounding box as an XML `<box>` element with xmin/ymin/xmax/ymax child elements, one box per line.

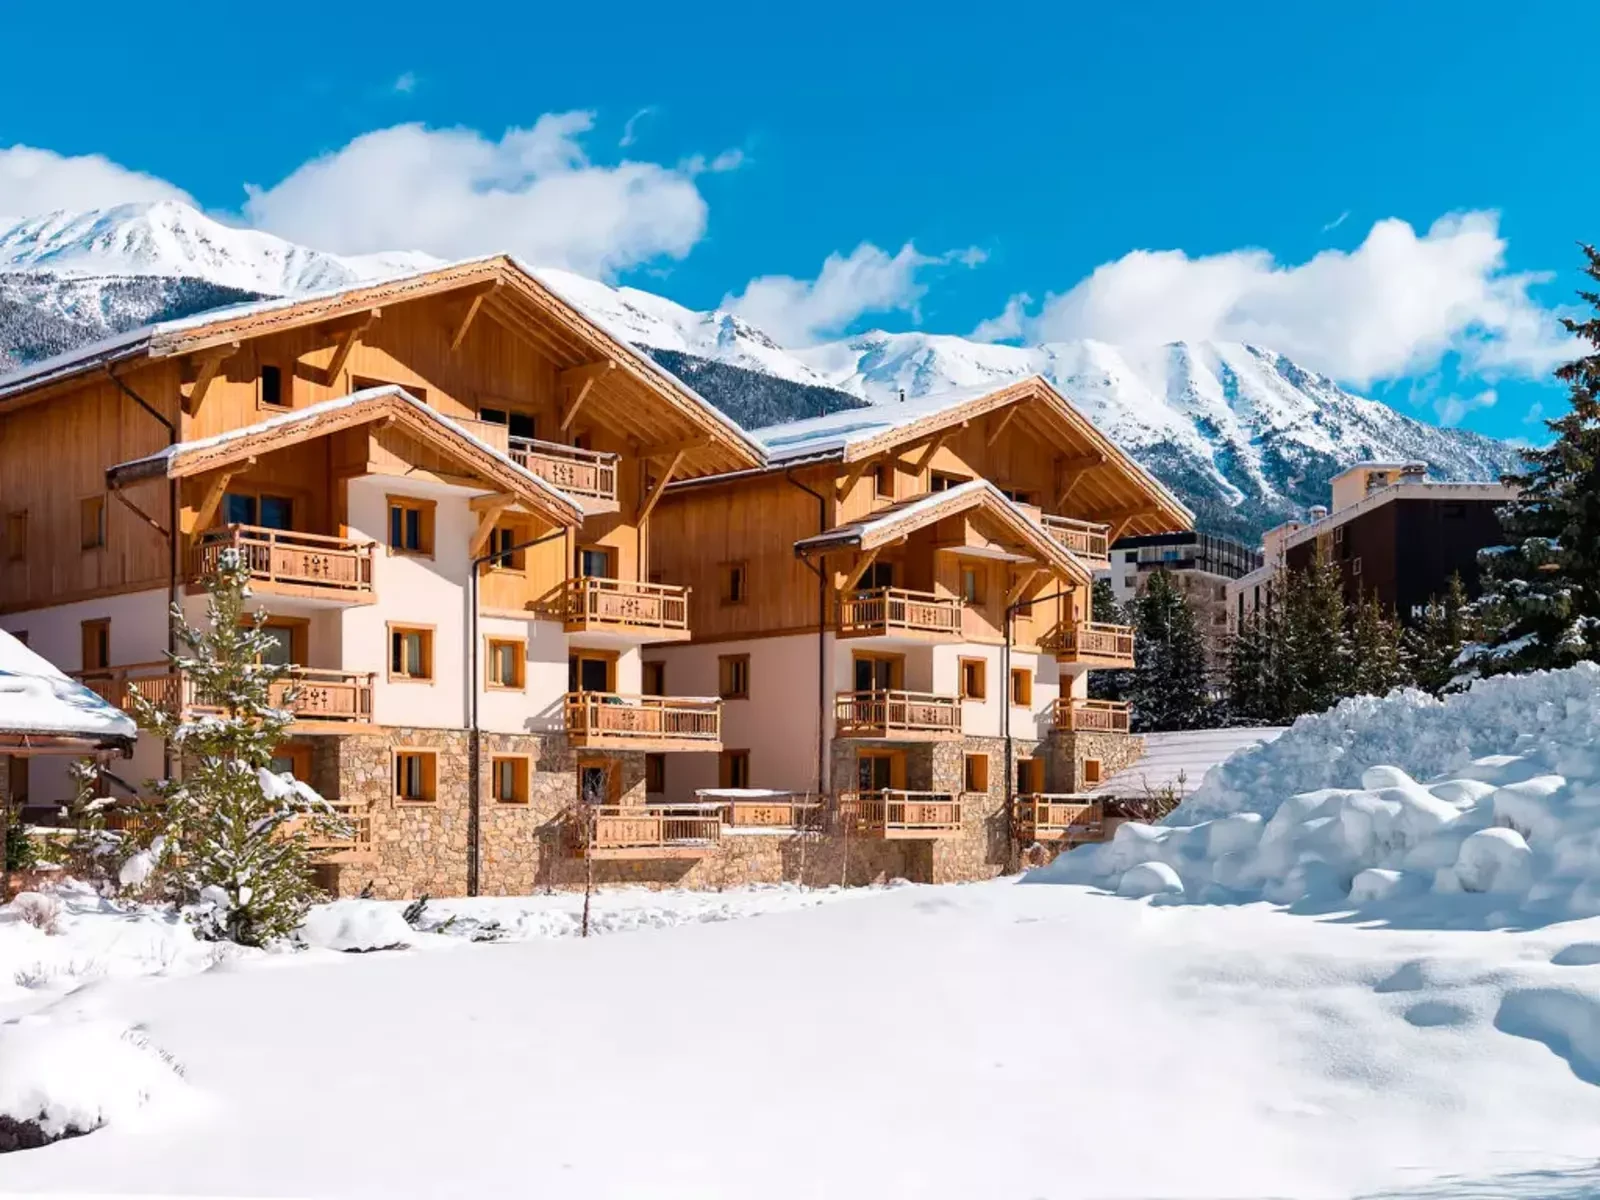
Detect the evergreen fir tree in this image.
<box><xmin>1225</xmin><ymin>603</ymin><xmax>1282</xmax><ymax>724</ymax></box>
<box><xmin>1125</xmin><ymin>569</ymin><xmax>1214</xmax><ymax>731</ymax></box>
<box><xmin>1405</xmin><ymin>574</ymin><xmax>1477</xmax><ymax>694</ymax></box>
<box><xmin>131</xmin><ymin>551</ymin><xmax>344</xmax><ymax>946</ymax></box>
<box><xmin>46</xmin><ymin>759</ymin><xmax>123</xmax><ymax>889</ymax></box>
<box><xmin>1087</xmin><ymin>577</ymin><xmax>1133</xmax><ymax>702</ymax></box>
<box><xmin>1279</xmin><ymin>552</ymin><xmax>1354</xmax><ymax>716</ymax></box>
<box><xmin>1349</xmin><ymin>595</ymin><xmax>1409</xmax><ymax>698</ymax></box>
<box><xmin>1469</xmin><ymin>244</ymin><xmax>1600</xmax><ymax>675</ymax></box>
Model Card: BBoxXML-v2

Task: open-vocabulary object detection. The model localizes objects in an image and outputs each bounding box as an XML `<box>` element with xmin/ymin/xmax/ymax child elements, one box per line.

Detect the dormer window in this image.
<box><xmin>260</xmin><ymin>364</ymin><xmax>286</xmax><ymax>408</ymax></box>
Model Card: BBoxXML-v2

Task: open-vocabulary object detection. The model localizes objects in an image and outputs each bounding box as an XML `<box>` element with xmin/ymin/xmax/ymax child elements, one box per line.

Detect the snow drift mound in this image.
<box><xmin>1033</xmin><ymin>664</ymin><xmax>1600</xmax><ymax>925</ymax></box>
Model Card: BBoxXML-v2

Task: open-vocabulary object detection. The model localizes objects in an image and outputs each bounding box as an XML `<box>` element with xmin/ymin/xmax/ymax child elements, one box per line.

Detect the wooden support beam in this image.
<box><xmin>841</xmin><ymin>546</ymin><xmax>883</xmax><ymax>593</ymax></box>
<box><xmin>181</xmin><ymin>343</ymin><xmax>239</xmax><ymax>415</ymax></box>
<box><xmin>637</xmin><ymin>450</ymin><xmax>685</xmax><ymax>524</ymax></box>
<box><xmin>986</xmin><ymin>405</ymin><xmax>1020</xmax><ymax>447</ymax></box>
<box><xmin>1055</xmin><ymin>453</ymin><xmax>1107</xmax><ymax>509</ymax></box>
<box><xmin>913</xmin><ymin>432</ymin><xmax>949</xmax><ymax>476</ymax></box>
<box><xmin>835</xmin><ymin>457</ymin><xmax>876</xmax><ymax>503</ymax></box>
<box><xmin>468</xmin><ymin>491</ymin><xmax>519</xmax><ymax>512</ymax></box>
<box><xmin>1008</xmin><ymin>567</ymin><xmax>1045</xmax><ymax>607</ymax></box>
<box><xmin>449</xmin><ymin>283</ymin><xmax>500</xmax><ymax>354</ymax></box>
<box><xmin>185</xmin><ymin>461</ymin><xmax>251</xmax><ymax>535</ymax></box>
<box><xmin>559</xmin><ymin>359</ymin><xmax>617</xmax><ymax>393</ymax></box>
<box><xmin>109</xmin><ymin>486</ymin><xmax>169</xmax><ymax>539</ymax></box>
<box><xmin>468</xmin><ymin>497</ymin><xmax>515</xmax><ymax>558</ymax></box>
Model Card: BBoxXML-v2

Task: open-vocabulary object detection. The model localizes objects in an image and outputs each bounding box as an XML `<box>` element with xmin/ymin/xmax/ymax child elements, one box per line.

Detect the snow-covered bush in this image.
<box><xmin>9</xmin><ymin>894</ymin><xmax>61</xmax><ymax>936</ymax></box>
<box><xmin>131</xmin><ymin>552</ymin><xmax>346</xmax><ymax>946</ymax></box>
<box><xmin>1033</xmin><ymin>664</ymin><xmax>1600</xmax><ymax>925</ymax></box>
<box><xmin>298</xmin><ymin>900</ymin><xmax>413</xmax><ymax>953</ymax></box>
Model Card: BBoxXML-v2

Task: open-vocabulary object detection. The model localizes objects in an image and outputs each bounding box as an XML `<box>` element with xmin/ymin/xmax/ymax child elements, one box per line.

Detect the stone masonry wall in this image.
<box><xmin>1045</xmin><ymin>731</ymin><xmax>1145</xmax><ymax>794</ymax></box>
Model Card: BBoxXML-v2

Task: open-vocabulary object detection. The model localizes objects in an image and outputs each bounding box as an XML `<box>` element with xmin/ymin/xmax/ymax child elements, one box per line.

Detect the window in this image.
<box><xmin>1352</xmin><ymin>557</ymin><xmax>1364</xmax><ymax>577</ymax></box>
<box><xmin>1001</xmin><ymin>488</ymin><xmax>1035</xmax><ymax>506</ymax></box>
<box><xmin>5</xmin><ymin>512</ymin><xmax>25</xmax><ymax>563</ymax></box>
<box><xmin>852</xmin><ymin>653</ymin><xmax>901</xmax><ymax>692</ymax></box>
<box><xmin>490</xmin><ymin>756</ymin><xmax>529</xmax><ymax>804</ymax></box>
<box><xmin>260</xmin><ymin>364</ymin><xmax>286</xmax><ymax>408</ymax></box>
<box><xmin>269</xmin><ymin>743</ymin><xmax>312</xmax><ymax>782</ymax></box>
<box><xmin>855</xmin><ymin>751</ymin><xmax>898</xmax><ymax>792</ymax></box>
<box><xmin>959</xmin><ymin>657</ymin><xmax>987</xmax><ymax>700</ymax></box>
<box><xmin>720</xmin><ymin>561</ymin><xmax>748</xmax><ymax>605</ymax></box>
<box><xmin>642</xmin><ymin>661</ymin><xmax>666</xmax><ymax>696</ymax></box>
<box><xmin>568</xmin><ymin>651</ymin><xmax>614</xmax><ymax>694</ymax></box>
<box><xmin>489</xmin><ymin>526</ymin><xmax>525</xmax><ymax>571</ymax></box>
<box><xmin>577</xmin><ymin>758</ymin><xmax>617</xmax><ymax>805</ymax></box>
<box><xmin>716</xmin><ymin>654</ymin><xmax>751</xmax><ymax>700</ymax></box>
<box><xmin>80</xmin><ymin>618</ymin><xmax>110</xmax><ymax>672</ymax></box>
<box><xmin>960</xmin><ymin>565</ymin><xmax>984</xmax><ymax>605</ymax></box>
<box><xmin>1016</xmin><ymin>758</ymin><xmax>1043</xmax><ymax>794</ymax></box>
<box><xmin>221</xmin><ymin>492</ymin><xmax>293</xmax><ymax>530</ymax></box>
<box><xmin>574</xmin><ymin>545</ymin><xmax>613</xmax><ymax>579</ymax></box>
<box><xmin>80</xmin><ymin>496</ymin><xmax>105</xmax><ymax>550</ymax></box>
<box><xmin>930</xmin><ymin>471</ymin><xmax>970</xmax><ymax>492</ymax></box>
<box><xmin>872</xmin><ymin>462</ymin><xmax>894</xmax><ymax>499</ymax></box>
<box><xmin>1010</xmin><ymin>667</ymin><xmax>1033</xmax><ymax>706</ymax></box>
<box><xmin>479</xmin><ymin>406</ymin><xmax>537</xmax><ymax>440</ymax></box>
<box><xmin>1333</xmin><ymin>525</ymin><xmax>1345</xmax><ymax>544</ymax></box>
<box><xmin>1082</xmin><ymin>757</ymin><xmax>1104</xmax><ymax>787</ymax></box>
<box><xmin>861</xmin><ymin>561</ymin><xmax>895</xmax><ymax>590</ymax></box>
<box><xmin>485</xmin><ymin>637</ymin><xmax>525</xmax><ymax>689</ymax></box>
<box><xmin>964</xmin><ymin>753</ymin><xmax>990</xmax><ymax>793</ymax></box>
<box><xmin>394</xmin><ymin>750</ymin><xmax>437</xmax><ymax>803</ymax></box>
<box><xmin>388</xmin><ymin>625</ymin><xmax>434</xmax><ymax>682</ymax></box>
<box><xmin>719</xmin><ymin>750</ymin><xmax>752</xmax><ymax>790</ymax></box>
<box><xmin>257</xmin><ymin>621</ymin><xmax>300</xmax><ymax>667</ymax></box>
<box><xmin>387</xmin><ymin>496</ymin><xmax>435</xmax><ymax>556</ymax></box>
<box><xmin>645</xmin><ymin>753</ymin><xmax>667</xmax><ymax>795</ymax></box>
<box><xmin>259</xmin><ymin>495</ymin><xmax>293</xmax><ymax>531</ymax></box>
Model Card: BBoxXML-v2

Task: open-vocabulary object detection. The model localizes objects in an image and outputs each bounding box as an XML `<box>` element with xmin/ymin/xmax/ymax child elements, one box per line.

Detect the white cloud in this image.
<box><xmin>1433</xmin><ymin>388</ymin><xmax>1497</xmax><ymax>427</ymax></box>
<box><xmin>392</xmin><ymin>71</ymin><xmax>417</xmax><ymax>94</ymax></box>
<box><xmin>725</xmin><ymin>242</ymin><xmax>982</xmax><ymax>345</ymax></box>
<box><xmin>1321</xmin><ymin>210</ymin><xmax>1350</xmax><ymax>233</ymax></box>
<box><xmin>242</xmin><ymin>113</ymin><xmax>720</xmax><ymax>279</ymax></box>
<box><xmin>1011</xmin><ymin>212</ymin><xmax>1575</xmax><ymax>387</ymax></box>
<box><xmin>0</xmin><ymin>145</ymin><xmax>194</xmax><ymax>219</ymax></box>
<box><xmin>970</xmin><ymin>292</ymin><xmax>1032</xmax><ymax>343</ymax></box>
<box><xmin>619</xmin><ymin>107</ymin><xmax>656</xmax><ymax>148</ymax></box>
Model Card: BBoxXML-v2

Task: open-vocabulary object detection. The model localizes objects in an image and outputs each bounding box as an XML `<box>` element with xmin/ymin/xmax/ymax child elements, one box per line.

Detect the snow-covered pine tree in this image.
<box><xmin>1279</xmin><ymin>552</ymin><xmax>1354</xmax><ymax>717</ymax></box>
<box><xmin>1087</xmin><ymin>577</ymin><xmax>1133</xmax><ymax>702</ymax></box>
<box><xmin>1405</xmin><ymin>574</ymin><xmax>1477</xmax><ymax>694</ymax></box>
<box><xmin>130</xmin><ymin>550</ymin><xmax>344</xmax><ymax>946</ymax></box>
<box><xmin>1224</xmin><ymin>603</ymin><xmax>1282</xmax><ymax>724</ymax></box>
<box><xmin>45</xmin><ymin>758</ymin><xmax>122</xmax><ymax>889</ymax></box>
<box><xmin>1468</xmin><ymin>244</ymin><xmax>1600</xmax><ymax>675</ymax></box>
<box><xmin>1349</xmin><ymin>596</ymin><xmax>1409</xmax><ymax>698</ymax></box>
<box><xmin>1126</xmin><ymin>569</ymin><xmax>1214</xmax><ymax>731</ymax></box>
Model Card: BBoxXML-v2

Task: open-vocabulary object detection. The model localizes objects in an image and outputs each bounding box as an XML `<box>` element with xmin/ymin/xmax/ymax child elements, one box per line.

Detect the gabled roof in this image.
<box><xmin>0</xmin><ymin>256</ymin><xmax>764</xmax><ymax>478</ymax></box>
<box><xmin>0</xmin><ymin>630</ymin><xmax>137</xmax><ymax>751</ymax></box>
<box><xmin>106</xmin><ymin>385</ymin><xmax>583</xmax><ymax>528</ymax></box>
<box><xmin>793</xmin><ymin>479</ymin><xmax>1092</xmax><ymax>585</ymax></box>
<box><xmin>756</xmin><ymin>377</ymin><xmax>1194</xmax><ymax>537</ymax></box>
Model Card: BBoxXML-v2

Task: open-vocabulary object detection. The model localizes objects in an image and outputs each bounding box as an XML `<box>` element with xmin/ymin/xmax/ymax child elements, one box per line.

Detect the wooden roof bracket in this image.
<box><xmin>638</xmin><ymin>450</ymin><xmax>686</xmax><ymax>524</ymax></box>
<box><xmin>841</xmin><ymin>546</ymin><xmax>884</xmax><ymax>593</ymax></box>
<box><xmin>449</xmin><ymin>283</ymin><xmax>501</xmax><ymax>354</ymax></box>
<box><xmin>559</xmin><ymin>360</ymin><xmax>615</xmax><ymax>432</ymax></box>
<box><xmin>181</xmin><ymin>341</ymin><xmax>241</xmax><ymax>416</ymax></box>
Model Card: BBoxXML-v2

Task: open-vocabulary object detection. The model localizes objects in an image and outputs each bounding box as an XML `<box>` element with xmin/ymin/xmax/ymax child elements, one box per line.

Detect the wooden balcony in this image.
<box><xmin>835</xmin><ymin>790</ymin><xmax>963</xmax><ymax>839</ymax></box>
<box><xmin>837</xmin><ymin>587</ymin><xmax>962</xmax><ymax>641</ymax></box>
<box><xmin>699</xmin><ymin>791</ymin><xmax>824</xmax><ymax>831</ymax></box>
<box><xmin>1053</xmin><ymin>697</ymin><xmax>1132</xmax><ymax>734</ymax></box>
<box><xmin>564</xmin><ymin>577</ymin><xmax>691</xmax><ymax>641</ymax></box>
<box><xmin>1040</xmin><ymin>516</ymin><xmax>1112</xmax><ymax>568</ymax></box>
<box><xmin>1043</xmin><ymin>621</ymin><xmax>1135</xmax><ymax>668</ymax></box>
<box><xmin>564</xmin><ymin>691</ymin><xmax>722</xmax><ymax>752</ymax></box>
<box><xmin>834</xmin><ymin>690</ymin><xmax>961</xmax><ymax>740</ymax></box>
<box><xmin>1015</xmin><ymin>795</ymin><xmax>1104</xmax><ymax>843</ymax></box>
<box><xmin>509</xmin><ymin>436</ymin><xmax>619</xmax><ymax>506</ymax></box>
<box><xmin>570</xmin><ymin>803</ymin><xmax>724</xmax><ymax>859</ymax></box>
<box><xmin>193</xmin><ymin>525</ymin><xmax>375</xmax><ymax>603</ymax></box>
<box><xmin>75</xmin><ymin>663</ymin><xmax>375</xmax><ymax>730</ymax></box>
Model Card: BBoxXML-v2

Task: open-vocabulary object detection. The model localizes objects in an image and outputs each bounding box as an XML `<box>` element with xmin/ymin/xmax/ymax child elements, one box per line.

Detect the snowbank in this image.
<box><xmin>298</xmin><ymin>900</ymin><xmax>413</xmax><ymax>952</ymax></box>
<box><xmin>1035</xmin><ymin>665</ymin><xmax>1600</xmax><ymax>925</ymax></box>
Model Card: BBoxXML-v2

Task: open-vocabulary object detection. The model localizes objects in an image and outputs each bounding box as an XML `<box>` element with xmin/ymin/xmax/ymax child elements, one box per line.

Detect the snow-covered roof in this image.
<box><xmin>106</xmin><ymin>386</ymin><xmax>584</xmax><ymax>524</ymax></box>
<box><xmin>0</xmin><ymin>630</ymin><xmax>137</xmax><ymax>747</ymax></box>
<box><xmin>755</xmin><ymin>386</ymin><xmax>1001</xmax><ymax>462</ymax></box>
<box><xmin>1096</xmin><ymin>727</ymin><xmax>1287</xmax><ymax>801</ymax></box>
<box><xmin>1282</xmin><ymin>481</ymin><xmax>1518</xmax><ymax>553</ymax></box>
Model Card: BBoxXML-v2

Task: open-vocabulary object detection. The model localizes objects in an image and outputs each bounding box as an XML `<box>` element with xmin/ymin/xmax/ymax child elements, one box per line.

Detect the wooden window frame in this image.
<box><xmin>851</xmin><ymin>650</ymin><xmax>904</xmax><ymax>691</ymax></box>
<box><xmin>386</xmin><ymin>494</ymin><xmax>437</xmax><ymax>558</ymax></box>
<box><xmin>257</xmin><ymin>617</ymin><xmax>309</xmax><ymax>666</ymax></box>
<box><xmin>269</xmin><ymin>743</ymin><xmax>313</xmax><ymax>782</ymax></box>
<box><xmin>576</xmin><ymin>756</ymin><xmax>622</xmax><ymax>805</ymax></box>
<box><xmin>80</xmin><ymin>618</ymin><xmax>111</xmax><ymax>672</ymax></box>
<box><xmin>930</xmin><ymin>470</ymin><xmax>971</xmax><ymax>493</ymax></box>
<box><xmin>854</xmin><ymin>749</ymin><xmax>906</xmax><ymax>791</ymax></box>
<box><xmin>959</xmin><ymin>564</ymin><xmax>985</xmax><ymax>606</ymax></box>
<box><xmin>1010</xmin><ymin>667</ymin><xmax>1033</xmax><ymax>707</ymax></box>
<box><xmin>964</xmin><ymin>752</ymin><xmax>990</xmax><ymax>794</ymax></box>
<box><xmin>5</xmin><ymin>511</ymin><xmax>26</xmax><ymax>564</ymax></box>
<box><xmin>642</xmin><ymin>661</ymin><xmax>666</xmax><ymax>697</ymax></box>
<box><xmin>872</xmin><ymin>462</ymin><xmax>895</xmax><ymax>500</ymax></box>
<box><xmin>1016</xmin><ymin>757</ymin><xmax>1043</xmax><ymax>794</ymax></box>
<box><xmin>80</xmin><ymin>495</ymin><xmax>106</xmax><ymax>552</ymax></box>
<box><xmin>573</xmin><ymin>543</ymin><xmax>614</xmax><ymax>580</ymax></box>
<box><xmin>645</xmin><ymin>752</ymin><xmax>667</xmax><ymax>795</ymax></box>
<box><xmin>486</xmin><ymin>518</ymin><xmax>533</xmax><ymax>574</ymax></box>
<box><xmin>484</xmin><ymin>636</ymin><xmax>527</xmax><ymax>691</ymax></box>
<box><xmin>719</xmin><ymin>561</ymin><xmax>748</xmax><ymax>607</ymax></box>
<box><xmin>1081</xmin><ymin>757</ymin><xmax>1104</xmax><ymax>787</ymax></box>
<box><xmin>718</xmin><ymin>653</ymin><xmax>750</xmax><ymax>700</ymax></box>
<box><xmin>387</xmin><ymin>623</ymin><xmax>436</xmax><ymax>684</ymax></box>
<box><xmin>489</xmin><ymin>754</ymin><xmax>531</xmax><ymax>804</ymax></box>
<box><xmin>959</xmin><ymin>656</ymin><xmax>987</xmax><ymax>700</ymax></box>
<box><xmin>393</xmin><ymin>748</ymin><xmax>439</xmax><ymax>805</ymax></box>
<box><xmin>719</xmin><ymin>749</ymin><xmax>752</xmax><ymax>790</ymax></box>
<box><xmin>258</xmin><ymin>362</ymin><xmax>290</xmax><ymax>411</ymax></box>
<box><xmin>568</xmin><ymin>649</ymin><xmax>618</xmax><ymax>694</ymax></box>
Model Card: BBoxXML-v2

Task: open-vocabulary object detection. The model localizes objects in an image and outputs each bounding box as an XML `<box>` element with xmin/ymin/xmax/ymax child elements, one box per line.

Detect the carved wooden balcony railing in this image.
<box><xmin>699</xmin><ymin>791</ymin><xmax>825</xmax><ymax>831</ymax></box>
<box><xmin>1039</xmin><ymin>515</ymin><xmax>1112</xmax><ymax>568</ymax></box>
<box><xmin>1015</xmin><ymin>796</ymin><xmax>1104</xmax><ymax>843</ymax></box>
<box><xmin>193</xmin><ymin>525</ymin><xmax>375</xmax><ymax>601</ymax></box>
<box><xmin>509</xmin><ymin>436</ymin><xmax>618</xmax><ymax>504</ymax></box>
<box><xmin>835</xmin><ymin>790</ymin><xmax>963</xmax><ymax>839</ymax></box>
<box><xmin>837</xmin><ymin>587</ymin><xmax>962</xmax><ymax>640</ymax></box>
<box><xmin>1042</xmin><ymin>621</ymin><xmax>1136</xmax><ymax>667</ymax></box>
<box><xmin>569</xmin><ymin>803</ymin><xmax>725</xmax><ymax>859</ymax></box>
<box><xmin>1053</xmin><ymin>697</ymin><xmax>1132</xmax><ymax>734</ymax></box>
<box><xmin>74</xmin><ymin>663</ymin><xmax>374</xmax><ymax>727</ymax></box>
<box><xmin>833</xmin><ymin>690</ymin><xmax>961</xmax><ymax>740</ymax></box>
<box><xmin>564</xmin><ymin>577</ymin><xmax>690</xmax><ymax>638</ymax></box>
<box><xmin>564</xmin><ymin>691</ymin><xmax>722</xmax><ymax>751</ymax></box>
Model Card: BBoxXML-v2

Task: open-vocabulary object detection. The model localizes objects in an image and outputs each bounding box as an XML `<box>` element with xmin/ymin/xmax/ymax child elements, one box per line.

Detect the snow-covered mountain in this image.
<box><xmin>0</xmin><ymin>201</ymin><xmax>1525</xmax><ymax>539</ymax></box>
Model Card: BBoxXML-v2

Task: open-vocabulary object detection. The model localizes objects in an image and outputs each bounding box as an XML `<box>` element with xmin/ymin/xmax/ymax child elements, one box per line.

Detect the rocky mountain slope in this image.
<box><xmin>0</xmin><ymin>201</ymin><xmax>1525</xmax><ymax>539</ymax></box>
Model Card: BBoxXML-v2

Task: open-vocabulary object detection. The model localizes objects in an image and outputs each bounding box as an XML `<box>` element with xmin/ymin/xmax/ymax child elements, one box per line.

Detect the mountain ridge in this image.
<box><xmin>0</xmin><ymin>201</ymin><xmax>1526</xmax><ymax>540</ymax></box>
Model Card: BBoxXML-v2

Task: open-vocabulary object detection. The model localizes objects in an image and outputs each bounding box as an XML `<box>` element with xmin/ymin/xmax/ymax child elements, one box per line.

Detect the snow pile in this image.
<box><xmin>1037</xmin><ymin>664</ymin><xmax>1600</xmax><ymax>924</ymax></box>
<box><xmin>298</xmin><ymin>900</ymin><xmax>413</xmax><ymax>953</ymax></box>
<box><xmin>0</xmin><ymin>1013</ymin><xmax>189</xmax><ymax>1148</ymax></box>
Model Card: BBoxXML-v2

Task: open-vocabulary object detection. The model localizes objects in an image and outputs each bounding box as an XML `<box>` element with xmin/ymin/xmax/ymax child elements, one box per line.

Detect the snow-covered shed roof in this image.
<box><xmin>0</xmin><ymin>256</ymin><xmax>764</xmax><ymax>479</ymax></box>
<box><xmin>104</xmin><ymin>386</ymin><xmax>584</xmax><ymax>527</ymax></box>
<box><xmin>0</xmin><ymin>630</ymin><xmax>137</xmax><ymax>752</ymax></box>
<box><xmin>1095</xmin><ymin>728</ymin><xmax>1287</xmax><ymax>801</ymax></box>
<box><xmin>792</xmin><ymin>479</ymin><xmax>1092</xmax><ymax>584</ymax></box>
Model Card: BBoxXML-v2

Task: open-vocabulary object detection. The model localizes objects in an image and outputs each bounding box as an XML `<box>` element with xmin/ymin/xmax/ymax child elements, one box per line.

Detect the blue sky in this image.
<box><xmin>1</xmin><ymin>0</ymin><xmax>1593</xmax><ymax>442</ymax></box>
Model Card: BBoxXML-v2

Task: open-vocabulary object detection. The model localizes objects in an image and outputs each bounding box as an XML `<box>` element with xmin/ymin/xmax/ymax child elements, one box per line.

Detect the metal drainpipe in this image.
<box><xmin>104</xmin><ymin>369</ymin><xmax>177</xmax><ymax>780</ymax></box>
<box><xmin>465</xmin><ymin>525</ymin><xmax>570</xmax><ymax>896</ymax></box>
<box><xmin>784</xmin><ymin>470</ymin><xmax>831</xmax><ymax>799</ymax></box>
